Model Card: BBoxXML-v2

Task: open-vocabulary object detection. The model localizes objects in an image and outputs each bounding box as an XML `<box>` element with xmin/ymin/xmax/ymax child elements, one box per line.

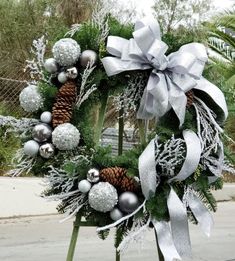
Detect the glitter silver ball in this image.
<box><xmin>110</xmin><ymin>208</ymin><xmax>124</xmax><ymax>221</ymax></box>
<box><xmin>32</xmin><ymin>123</ymin><xmax>52</xmax><ymax>143</ymax></box>
<box><xmin>19</xmin><ymin>85</ymin><xmax>43</xmax><ymax>112</ymax></box>
<box><xmin>87</xmin><ymin>168</ymin><xmax>100</xmax><ymax>183</ymax></box>
<box><xmin>52</xmin><ymin>123</ymin><xmax>80</xmax><ymax>150</ymax></box>
<box><xmin>78</xmin><ymin>180</ymin><xmax>92</xmax><ymax>193</ymax></box>
<box><xmin>52</xmin><ymin>38</ymin><xmax>81</xmax><ymax>67</ymax></box>
<box><xmin>66</xmin><ymin>67</ymin><xmax>78</xmax><ymax>79</ymax></box>
<box><xmin>119</xmin><ymin>192</ymin><xmax>139</xmax><ymax>213</ymax></box>
<box><xmin>58</xmin><ymin>71</ymin><xmax>68</xmax><ymax>83</ymax></box>
<box><xmin>40</xmin><ymin>111</ymin><xmax>52</xmax><ymax>124</ymax></box>
<box><xmin>39</xmin><ymin>143</ymin><xmax>55</xmax><ymax>159</ymax></box>
<box><xmin>44</xmin><ymin>58</ymin><xmax>59</xmax><ymax>73</ymax></box>
<box><xmin>80</xmin><ymin>50</ymin><xmax>98</xmax><ymax>67</ymax></box>
<box><xmin>88</xmin><ymin>182</ymin><xmax>118</xmax><ymax>213</ymax></box>
<box><xmin>24</xmin><ymin>140</ymin><xmax>39</xmax><ymax>157</ymax></box>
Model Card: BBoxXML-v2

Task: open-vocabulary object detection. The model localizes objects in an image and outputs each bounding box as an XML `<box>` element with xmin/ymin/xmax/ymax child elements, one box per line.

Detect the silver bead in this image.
<box><xmin>58</xmin><ymin>71</ymin><xmax>68</xmax><ymax>83</ymax></box>
<box><xmin>78</xmin><ymin>180</ymin><xmax>92</xmax><ymax>193</ymax></box>
<box><xmin>32</xmin><ymin>123</ymin><xmax>52</xmax><ymax>143</ymax></box>
<box><xmin>66</xmin><ymin>67</ymin><xmax>78</xmax><ymax>79</ymax></box>
<box><xmin>88</xmin><ymin>182</ymin><xmax>118</xmax><ymax>213</ymax></box>
<box><xmin>40</xmin><ymin>111</ymin><xmax>52</xmax><ymax>124</ymax></box>
<box><xmin>24</xmin><ymin>140</ymin><xmax>39</xmax><ymax>157</ymax></box>
<box><xmin>52</xmin><ymin>38</ymin><xmax>81</xmax><ymax>66</ymax></box>
<box><xmin>110</xmin><ymin>208</ymin><xmax>123</xmax><ymax>221</ymax></box>
<box><xmin>80</xmin><ymin>50</ymin><xmax>98</xmax><ymax>67</ymax></box>
<box><xmin>119</xmin><ymin>192</ymin><xmax>139</xmax><ymax>213</ymax></box>
<box><xmin>19</xmin><ymin>85</ymin><xmax>43</xmax><ymax>112</ymax></box>
<box><xmin>39</xmin><ymin>143</ymin><xmax>55</xmax><ymax>159</ymax></box>
<box><xmin>87</xmin><ymin>168</ymin><xmax>100</xmax><ymax>183</ymax></box>
<box><xmin>52</xmin><ymin>123</ymin><xmax>80</xmax><ymax>150</ymax></box>
<box><xmin>44</xmin><ymin>58</ymin><xmax>59</xmax><ymax>73</ymax></box>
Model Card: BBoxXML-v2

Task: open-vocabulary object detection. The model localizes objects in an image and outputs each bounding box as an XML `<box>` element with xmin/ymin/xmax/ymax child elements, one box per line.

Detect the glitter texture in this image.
<box><xmin>19</xmin><ymin>85</ymin><xmax>43</xmax><ymax>112</ymax></box>
<box><xmin>52</xmin><ymin>123</ymin><xmax>80</xmax><ymax>150</ymax></box>
<box><xmin>88</xmin><ymin>182</ymin><xmax>118</xmax><ymax>213</ymax></box>
<box><xmin>52</xmin><ymin>38</ymin><xmax>81</xmax><ymax>67</ymax></box>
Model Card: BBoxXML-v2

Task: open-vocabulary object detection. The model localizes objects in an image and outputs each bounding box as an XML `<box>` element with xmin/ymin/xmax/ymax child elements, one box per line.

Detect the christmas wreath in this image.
<box><xmin>4</xmin><ymin>11</ymin><xmax>234</xmax><ymax>261</ymax></box>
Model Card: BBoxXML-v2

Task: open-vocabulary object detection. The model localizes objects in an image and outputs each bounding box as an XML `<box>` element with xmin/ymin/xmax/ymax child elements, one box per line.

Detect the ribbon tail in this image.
<box><xmin>167</xmin><ymin>187</ymin><xmax>192</xmax><ymax>258</ymax></box>
<box><xmin>138</xmin><ymin>139</ymin><xmax>159</xmax><ymax>199</ymax></box>
<box><xmin>187</xmin><ymin>190</ymin><xmax>214</xmax><ymax>237</ymax></box>
<box><xmin>153</xmin><ymin>220</ymin><xmax>181</xmax><ymax>261</ymax></box>
<box><xmin>169</xmin><ymin>130</ymin><xmax>201</xmax><ymax>183</ymax></box>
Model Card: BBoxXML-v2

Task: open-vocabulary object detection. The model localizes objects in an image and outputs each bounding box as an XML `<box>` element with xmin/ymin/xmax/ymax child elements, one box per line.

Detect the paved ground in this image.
<box><xmin>0</xmin><ymin>202</ymin><xmax>235</xmax><ymax>261</ymax></box>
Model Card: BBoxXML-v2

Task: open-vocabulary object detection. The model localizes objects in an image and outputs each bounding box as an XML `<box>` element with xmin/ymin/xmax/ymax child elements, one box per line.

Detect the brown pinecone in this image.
<box><xmin>186</xmin><ymin>90</ymin><xmax>194</xmax><ymax>108</ymax></box>
<box><xmin>100</xmin><ymin>167</ymin><xmax>139</xmax><ymax>192</ymax></box>
<box><xmin>52</xmin><ymin>81</ymin><xmax>77</xmax><ymax>128</ymax></box>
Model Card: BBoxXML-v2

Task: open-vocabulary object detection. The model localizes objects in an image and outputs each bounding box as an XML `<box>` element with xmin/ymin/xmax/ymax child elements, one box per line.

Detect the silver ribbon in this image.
<box><xmin>102</xmin><ymin>17</ymin><xmax>228</xmax><ymax>126</ymax></box>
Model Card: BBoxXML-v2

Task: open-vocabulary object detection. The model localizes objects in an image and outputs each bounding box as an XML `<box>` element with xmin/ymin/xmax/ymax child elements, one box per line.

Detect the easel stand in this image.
<box><xmin>66</xmin><ymin>214</ymin><xmax>164</xmax><ymax>261</ymax></box>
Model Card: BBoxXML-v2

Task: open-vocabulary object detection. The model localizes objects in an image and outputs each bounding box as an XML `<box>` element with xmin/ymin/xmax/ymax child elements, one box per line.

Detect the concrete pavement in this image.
<box><xmin>0</xmin><ymin>202</ymin><xmax>235</xmax><ymax>261</ymax></box>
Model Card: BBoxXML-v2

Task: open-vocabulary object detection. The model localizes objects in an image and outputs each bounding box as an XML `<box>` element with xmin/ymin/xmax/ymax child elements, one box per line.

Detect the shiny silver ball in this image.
<box><xmin>78</xmin><ymin>180</ymin><xmax>92</xmax><ymax>193</ymax></box>
<box><xmin>110</xmin><ymin>208</ymin><xmax>124</xmax><ymax>221</ymax></box>
<box><xmin>88</xmin><ymin>182</ymin><xmax>118</xmax><ymax>213</ymax></box>
<box><xmin>24</xmin><ymin>140</ymin><xmax>39</xmax><ymax>157</ymax></box>
<box><xmin>58</xmin><ymin>71</ymin><xmax>68</xmax><ymax>83</ymax></box>
<box><xmin>40</xmin><ymin>111</ymin><xmax>52</xmax><ymax>124</ymax></box>
<box><xmin>52</xmin><ymin>123</ymin><xmax>80</xmax><ymax>150</ymax></box>
<box><xmin>39</xmin><ymin>143</ymin><xmax>55</xmax><ymax>159</ymax></box>
<box><xmin>66</xmin><ymin>67</ymin><xmax>78</xmax><ymax>79</ymax></box>
<box><xmin>87</xmin><ymin>168</ymin><xmax>100</xmax><ymax>183</ymax></box>
<box><xmin>80</xmin><ymin>50</ymin><xmax>98</xmax><ymax>67</ymax></box>
<box><xmin>19</xmin><ymin>85</ymin><xmax>43</xmax><ymax>112</ymax></box>
<box><xmin>32</xmin><ymin>123</ymin><xmax>52</xmax><ymax>143</ymax></box>
<box><xmin>119</xmin><ymin>192</ymin><xmax>139</xmax><ymax>213</ymax></box>
<box><xmin>44</xmin><ymin>58</ymin><xmax>59</xmax><ymax>73</ymax></box>
<box><xmin>52</xmin><ymin>38</ymin><xmax>81</xmax><ymax>66</ymax></box>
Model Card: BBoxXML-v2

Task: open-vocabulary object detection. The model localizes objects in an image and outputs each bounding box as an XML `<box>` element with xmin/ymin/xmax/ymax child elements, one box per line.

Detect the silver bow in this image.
<box><xmin>138</xmin><ymin>130</ymin><xmax>213</xmax><ymax>261</ymax></box>
<box><xmin>102</xmin><ymin>17</ymin><xmax>228</xmax><ymax>126</ymax></box>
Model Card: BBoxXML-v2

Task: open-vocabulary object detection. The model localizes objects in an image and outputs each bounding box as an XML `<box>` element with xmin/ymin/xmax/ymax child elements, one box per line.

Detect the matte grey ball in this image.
<box><xmin>24</xmin><ymin>140</ymin><xmax>39</xmax><ymax>157</ymax></box>
<box><xmin>44</xmin><ymin>58</ymin><xmax>59</xmax><ymax>73</ymax></box>
<box><xmin>87</xmin><ymin>168</ymin><xmax>100</xmax><ymax>183</ymax></box>
<box><xmin>110</xmin><ymin>208</ymin><xmax>123</xmax><ymax>221</ymax></box>
<box><xmin>80</xmin><ymin>50</ymin><xmax>98</xmax><ymax>67</ymax></box>
<box><xmin>32</xmin><ymin>123</ymin><xmax>52</xmax><ymax>143</ymax></box>
<box><xmin>52</xmin><ymin>38</ymin><xmax>81</xmax><ymax>67</ymax></box>
<box><xmin>78</xmin><ymin>180</ymin><xmax>92</xmax><ymax>193</ymax></box>
<box><xmin>119</xmin><ymin>192</ymin><xmax>139</xmax><ymax>213</ymax></box>
<box><xmin>88</xmin><ymin>182</ymin><xmax>118</xmax><ymax>213</ymax></box>
<box><xmin>66</xmin><ymin>67</ymin><xmax>78</xmax><ymax>79</ymax></box>
<box><xmin>39</xmin><ymin>143</ymin><xmax>55</xmax><ymax>159</ymax></box>
<box><xmin>40</xmin><ymin>111</ymin><xmax>52</xmax><ymax>124</ymax></box>
<box><xmin>58</xmin><ymin>71</ymin><xmax>68</xmax><ymax>83</ymax></box>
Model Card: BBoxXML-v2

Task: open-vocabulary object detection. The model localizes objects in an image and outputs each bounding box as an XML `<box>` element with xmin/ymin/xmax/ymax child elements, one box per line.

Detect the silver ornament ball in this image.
<box><xmin>78</xmin><ymin>180</ymin><xmax>92</xmax><ymax>193</ymax></box>
<box><xmin>80</xmin><ymin>50</ymin><xmax>98</xmax><ymax>67</ymax></box>
<box><xmin>87</xmin><ymin>168</ymin><xmax>100</xmax><ymax>183</ymax></box>
<box><xmin>119</xmin><ymin>192</ymin><xmax>139</xmax><ymax>213</ymax></box>
<box><xmin>24</xmin><ymin>140</ymin><xmax>39</xmax><ymax>157</ymax></box>
<box><xmin>58</xmin><ymin>71</ymin><xmax>68</xmax><ymax>83</ymax></box>
<box><xmin>110</xmin><ymin>208</ymin><xmax>124</xmax><ymax>221</ymax></box>
<box><xmin>32</xmin><ymin>123</ymin><xmax>52</xmax><ymax>143</ymax></box>
<box><xmin>66</xmin><ymin>67</ymin><xmax>78</xmax><ymax>79</ymax></box>
<box><xmin>52</xmin><ymin>38</ymin><xmax>81</xmax><ymax>67</ymax></box>
<box><xmin>40</xmin><ymin>111</ymin><xmax>52</xmax><ymax>124</ymax></box>
<box><xmin>19</xmin><ymin>85</ymin><xmax>43</xmax><ymax>112</ymax></box>
<box><xmin>39</xmin><ymin>143</ymin><xmax>55</xmax><ymax>159</ymax></box>
<box><xmin>44</xmin><ymin>58</ymin><xmax>59</xmax><ymax>73</ymax></box>
<box><xmin>52</xmin><ymin>123</ymin><xmax>80</xmax><ymax>150</ymax></box>
<box><xmin>88</xmin><ymin>182</ymin><xmax>118</xmax><ymax>213</ymax></box>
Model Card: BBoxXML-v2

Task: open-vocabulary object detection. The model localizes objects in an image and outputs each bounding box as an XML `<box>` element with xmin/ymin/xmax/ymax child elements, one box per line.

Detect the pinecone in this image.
<box><xmin>186</xmin><ymin>90</ymin><xmax>194</xmax><ymax>108</ymax></box>
<box><xmin>100</xmin><ymin>167</ymin><xmax>139</xmax><ymax>192</ymax></box>
<box><xmin>52</xmin><ymin>81</ymin><xmax>77</xmax><ymax>128</ymax></box>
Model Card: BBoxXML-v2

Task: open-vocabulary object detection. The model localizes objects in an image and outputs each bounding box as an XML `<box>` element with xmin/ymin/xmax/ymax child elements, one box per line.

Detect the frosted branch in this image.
<box><xmin>65</xmin><ymin>24</ymin><xmax>82</xmax><ymax>37</ymax></box>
